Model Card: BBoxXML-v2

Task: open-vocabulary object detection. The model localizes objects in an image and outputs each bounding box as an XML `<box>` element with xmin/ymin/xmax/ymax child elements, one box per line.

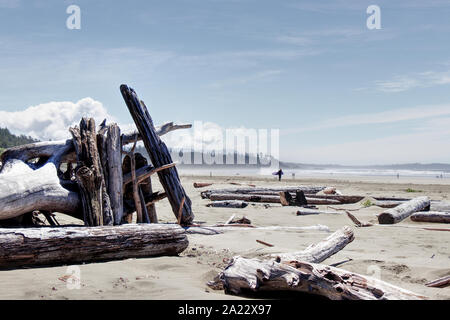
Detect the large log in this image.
<box><xmin>120</xmin><ymin>85</ymin><xmax>194</xmax><ymax>225</ymax></box>
<box><xmin>377</xmin><ymin>196</ymin><xmax>430</xmax><ymax>224</ymax></box>
<box><xmin>0</xmin><ymin>139</ymin><xmax>81</xmax><ymax>220</ymax></box>
<box><xmin>217</xmin><ymin>257</ymin><xmax>427</xmax><ymax>300</ymax></box>
<box><xmin>410</xmin><ymin>211</ymin><xmax>450</xmax><ymax>223</ymax></box>
<box><xmin>200</xmin><ymin>186</ymin><xmax>326</xmax><ymax>199</ymax></box>
<box><xmin>70</xmin><ymin>118</ymin><xmax>106</xmax><ymax>226</ymax></box>
<box><xmin>0</xmin><ymin>224</ymin><xmax>188</xmax><ymax>269</ymax></box>
<box><xmin>209</xmin><ymin>193</ymin><xmax>282</xmax><ymax>203</ymax></box>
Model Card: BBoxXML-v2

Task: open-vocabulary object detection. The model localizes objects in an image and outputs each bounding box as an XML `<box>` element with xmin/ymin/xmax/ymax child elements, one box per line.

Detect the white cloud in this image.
<box><xmin>283</xmin><ymin>103</ymin><xmax>450</xmax><ymax>135</ymax></box>
<box><xmin>375</xmin><ymin>70</ymin><xmax>450</xmax><ymax>92</ymax></box>
<box><xmin>0</xmin><ymin>98</ymin><xmax>117</xmax><ymax>141</ymax></box>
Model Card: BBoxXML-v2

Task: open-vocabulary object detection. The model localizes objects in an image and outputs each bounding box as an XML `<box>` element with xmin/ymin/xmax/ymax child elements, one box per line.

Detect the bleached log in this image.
<box><xmin>410</xmin><ymin>211</ymin><xmax>450</xmax><ymax>223</ymax></box>
<box><xmin>0</xmin><ymin>139</ymin><xmax>81</xmax><ymax>221</ymax></box>
<box><xmin>206</xmin><ymin>201</ymin><xmax>248</xmax><ymax>208</ymax></box>
<box><xmin>217</xmin><ymin>257</ymin><xmax>427</xmax><ymax>300</ymax></box>
<box><xmin>0</xmin><ymin>224</ymin><xmax>188</xmax><ymax>269</ymax></box>
<box><xmin>296</xmin><ymin>208</ymin><xmax>342</xmax><ymax>216</ymax></box>
<box><xmin>271</xmin><ymin>226</ymin><xmax>354</xmax><ymax>263</ymax></box>
<box><xmin>378</xmin><ymin>196</ymin><xmax>430</xmax><ymax>224</ymax></box>
<box><xmin>186</xmin><ymin>224</ymin><xmax>330</xmax><ymax>234</ymax></box>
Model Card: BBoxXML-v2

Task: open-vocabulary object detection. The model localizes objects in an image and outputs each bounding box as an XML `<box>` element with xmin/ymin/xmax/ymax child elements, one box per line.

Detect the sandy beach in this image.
<box><xmin>0</xmin><ymin>174</ymin><xmax>448</xmax><ymax>300</ymax></box>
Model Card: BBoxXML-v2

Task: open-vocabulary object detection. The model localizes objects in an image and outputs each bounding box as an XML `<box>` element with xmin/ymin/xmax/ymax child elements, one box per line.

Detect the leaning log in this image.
<box><xmin>121</xmin><ymin>85</ymin><xmax>194</xmax><ymax>225</ymax></box>
<box><xmin>0</xmin><ymin>224</ymin><xmax>188</xmax><ymax>269</ymax></box>
<box><xmin>410</xmin><ymin>211</ymin><xmax>450</xmax><ymax>223</ymax></box>
<box><xmin>217</xmin><ymin>257</ymin><xmax>427</xmax><ymax>300</ymax></box>
<box><xmin>377</xmin><ymin>196</ymin><xmax>430</xmax><ymax>224</ymax></box>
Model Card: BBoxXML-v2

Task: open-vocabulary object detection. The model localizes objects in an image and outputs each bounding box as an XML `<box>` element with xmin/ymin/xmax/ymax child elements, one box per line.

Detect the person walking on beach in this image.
<box><xmin>276</xmin><ymin>168</ymin><xmax>284</xmax><ymax>181</ymax></box>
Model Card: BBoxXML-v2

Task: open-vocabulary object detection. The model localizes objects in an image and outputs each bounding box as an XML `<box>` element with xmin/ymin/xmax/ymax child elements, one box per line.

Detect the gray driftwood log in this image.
<box><xmin>121</xmin><ymin>84</ymin><xmax>194</xmax><ymax>225</ymax></box>
<box><xmin>206</xmin><ymin>200</ymin><xmax>248</xmax><ymax>208</ymax></box>
<box><xmin>200</xmin><ymin>186</ymin><xmax>326</xmax><ymax>199</ymax></box>
<box><xmin>0</xmin><ymin>224</ymin><xmax>188</xmax><ymax>269</ymax></box>
<box><xmin>377</xmin><ymin>196</ymin><xmax>430</xmax><ymax>224</ymax></box>
<box><xmin>410</xmin><ymin>211</ymin><xmax>450</xmax><ymax>223</ymax></box>
<box><xmin>216</xmin><ymin>257</ymin><xmax>427</xmax><ymax>300</ymax></box>
<box><xmin>70</xmin><ymin>118</ymin><xmax>109</xmax><ymax>226</ymax></box>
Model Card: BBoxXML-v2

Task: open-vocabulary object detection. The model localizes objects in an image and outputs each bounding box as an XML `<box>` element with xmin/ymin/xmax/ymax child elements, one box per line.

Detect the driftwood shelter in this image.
<box><xmin>0</xmin><ymin>85</ymin><xmax>193</xmax><ymax>268</ymax></box>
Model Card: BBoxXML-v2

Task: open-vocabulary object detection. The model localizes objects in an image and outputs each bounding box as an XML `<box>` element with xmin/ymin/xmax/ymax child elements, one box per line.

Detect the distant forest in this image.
<box><xmin>0</xmin><ymin>128</ymin><xmax>38</xmax><ymax>154</ymax></box>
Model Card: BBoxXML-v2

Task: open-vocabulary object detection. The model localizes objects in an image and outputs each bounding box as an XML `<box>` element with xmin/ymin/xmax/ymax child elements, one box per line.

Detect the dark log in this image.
<box><xmin>70</xmin><ymin>118</ymin><xmax>105</xmax><ymax>226</ymax></box>
<box><xmin>206</xmin><ymin>201</ymin><xmax>248</xmax><ymax>208</ymax></box>
<box><xmin>378</xmin><ymin>196</ymin><xmax>430</xmax><ymax>224</ymax></box>
<box><xmin>0</xmin><ymin>224</ymin><xmax>188</xmax><ymax>269</ymax></box>
<box><xmin>193</xmin><ymin>182</ymin><xmax>213</xmax><ymax>188</ymax></box>
<box><xmin>120</xmin><ymin>85</ymin><xmax>194</xmax><ymax>225</ymax></box>
<box><xmin>410</xmin><ymin>211</ymin><xmax>450</xmax><ymax>223</ymax></box>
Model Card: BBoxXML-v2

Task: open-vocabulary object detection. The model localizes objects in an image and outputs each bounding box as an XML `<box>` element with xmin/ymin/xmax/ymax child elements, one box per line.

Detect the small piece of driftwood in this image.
<box><xmin>425</xmin><ymin>275</ymin><xmax>450</xmax><ymax>288</ymax></box>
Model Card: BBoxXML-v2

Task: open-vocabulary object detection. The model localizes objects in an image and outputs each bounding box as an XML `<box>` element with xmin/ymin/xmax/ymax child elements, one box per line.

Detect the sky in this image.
<box><xmin>1</xmin><ymin>0</ymin><xmax>450</xmax><ymax>165</ymax></box>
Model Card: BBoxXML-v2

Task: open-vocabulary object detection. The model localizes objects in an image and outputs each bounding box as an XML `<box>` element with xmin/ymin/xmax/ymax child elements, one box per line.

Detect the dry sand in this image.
<box><xmin>0</xmin><ymin>174</ymin><xmax>448</xmax><ymax>300</ymax></box>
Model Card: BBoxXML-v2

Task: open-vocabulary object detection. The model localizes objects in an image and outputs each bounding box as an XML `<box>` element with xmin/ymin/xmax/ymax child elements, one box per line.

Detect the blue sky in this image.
<box><xmin>1</xmin><ymin>0</ymin><xmax>450</xmax><ymax>165</ymax></box>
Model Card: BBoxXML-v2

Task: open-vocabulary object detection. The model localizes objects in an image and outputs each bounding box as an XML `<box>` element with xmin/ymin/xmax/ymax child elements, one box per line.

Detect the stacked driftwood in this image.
<box><xmin>0</xmin><ymin>85</ymin><xmax>193</xmax><ymax>268</ymax></box>
<box><xmin>200</xmin><ymin>184</ymin><xmax>450</xmax><ymax>224</ymax></box>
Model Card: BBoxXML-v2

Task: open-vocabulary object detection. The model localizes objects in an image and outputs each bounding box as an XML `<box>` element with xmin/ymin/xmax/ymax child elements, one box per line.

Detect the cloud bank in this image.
<box><xmin>0</xmin><ymin>98</ymin><xmax>116</xmax><ymax>141</ymax></box>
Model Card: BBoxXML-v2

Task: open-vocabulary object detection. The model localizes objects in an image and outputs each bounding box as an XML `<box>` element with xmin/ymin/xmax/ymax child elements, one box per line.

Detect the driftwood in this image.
<box><xmin>70</xmin><ymin>118</ymin><xmax>108</xmax><ymax>226</ymax></box>
<box><xmin>410</xmin><ymin>211</ymin><xmax>450</xmax><ymax>223</ymax></box>
<box><xmin>121</xmin><ymin>84</ymin><xmax>194</xmax><ymax>225</ymax></box>
<box><xmin>425</xmin><ymin>275</ymin><xmax>450</xmax><ymax>288</ymax></box>
<box><xmin>193</xmin><ymin>182</ymin><xmax>213</xmax><ymax>188</ymax></box>
<box><xmin>216</xmin><ymin>257</ymin><xmax>427</xmax><ymax>300</ymax></box>
<box><xmin>209</xmin><ymin>193</ymin><xmax>282</xmax><ymax>203</ymax></box>
<box><xmin>121</xmin><ymin>122</ymin><xmax>192</xmax><ymax>145</ymax></box>
<box><xmin>208</xmin><ymin>227</ymin><xmax>424</xmax><ymax>300</ymax></box>
<box><xmin>105</xmin><ymin>124</ymin><xmax>123</xmax><ymax>225</ymax></box>
<box><xmin>201</xmin><ymin>186</ymin><xmax>326</xmax><ymax>199</ymax></box>
<box><xmin>378</xmin><ymin>196</ymin><xmax>430</xmax><ymax>224</ymax></box>
<box><xmin>345</xmin><ymin>211</ymin><xmax>373</xmax><ymax>227</ymax></box>
<box><xmin>0</xmin><ymin>224</ymin><xmax>188</xmax><ymax>269</ymax></box>
<box><xmin>206</xmin><ymin>200</ymin><xmax>248</xmax><ymax>208</ymax></box>
<box><xmin>296</xmin><ymin>208</ymin><xmax>342</xmax><ymax>216</ymax></box>
<box><xmin>271</xmin><ymin>226</ymin><xmax>354</xmax><ymax>262</ymax></box>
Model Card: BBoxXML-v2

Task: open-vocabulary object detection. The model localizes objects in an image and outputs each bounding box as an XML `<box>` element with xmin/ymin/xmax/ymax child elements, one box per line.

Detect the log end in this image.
<box><xmin>377</xmin><ymin>212</ymin><xmax>395</xmax><ymax>224</ymax></box>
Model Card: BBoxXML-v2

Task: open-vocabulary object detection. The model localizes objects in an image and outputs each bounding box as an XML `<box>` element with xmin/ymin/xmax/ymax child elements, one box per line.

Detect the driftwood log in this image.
<box><xmin>296</xmin><ymin>208</ymin><xmax>342</xmax><ymax>216</ymax></box>
<box><xmin>200</xmin><ymin>186</ymin><xmax>326</xmax><ymax>199</ymax></box>
<box><xmin>216</xmin><ymin>257</ymin><xmax>427</xmax><ymax>300</ymax></box>
<box><xmin>410</xmin><ymin>211</ymin><xmax>450</xmax><ymax>223</ymax></box>
<box><xmin>70</xmin><ymin>118</ymin><xmax>110</xmax><ymax>226</ymax></box>
<box><xmin>121</xmin><ymin>84</ymin><xmax>194</xmax><ymax>225</ymax></box>
<box><xmin>206</xmin><ymin>200</ymin><xmax>248</xmax><ymax>208</ymax></box>
<box><xmin>209</xmin><ymin>227</ymin><xmax>425</xmax><ymax>299</ymax></box>
<box><xmin>425</xmin><ymin>275</ymin><xmax>450</xmax><ymax>288</ymax></box>
<box><xmin>378</xmin><ymin>196</ymin><xmax>430</xmax><ymax>224</ymax></box>
<box><xmin>0</xmin><ymin>224</ymin><xmax>188</xmax><ymax>269</ymax></box>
